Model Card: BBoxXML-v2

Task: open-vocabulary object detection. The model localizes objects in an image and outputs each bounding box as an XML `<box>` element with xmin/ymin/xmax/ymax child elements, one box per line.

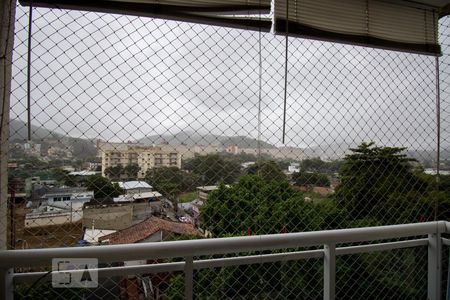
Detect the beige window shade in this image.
<box><xmin>19</xmin><ymin>0</ymin><xmax>272</xmax><ymax>31</ymax></box>
<box><xmin>274</xmin><ymin>0</ymin><xmax>440</xmax><ymax>56</ymax></box>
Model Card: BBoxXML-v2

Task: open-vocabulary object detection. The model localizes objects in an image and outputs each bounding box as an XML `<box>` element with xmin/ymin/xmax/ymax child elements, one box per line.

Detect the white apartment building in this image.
<box><xmin>101</xmin><ymin>145</ymin><xmax>181</xmax><ymax>179</ymax></box>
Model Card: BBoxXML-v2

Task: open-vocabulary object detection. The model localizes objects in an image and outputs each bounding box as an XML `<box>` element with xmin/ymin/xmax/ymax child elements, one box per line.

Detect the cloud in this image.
<box><xmin>9</xmin><ymin>5</ymin><xmax>448</xmax><ymax>151</ymax></box>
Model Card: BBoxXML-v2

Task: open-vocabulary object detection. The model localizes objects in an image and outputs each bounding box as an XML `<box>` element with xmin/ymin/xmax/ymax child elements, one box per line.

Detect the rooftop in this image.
<box><xmin>98</xmin><ymin>216</ymin><xmax>202</xmax><ymax>244</ymax></box>
<box><xmin>118</xmin><ymin>181</ymin><xmax>153</xmax><ymax>190</ymax></box>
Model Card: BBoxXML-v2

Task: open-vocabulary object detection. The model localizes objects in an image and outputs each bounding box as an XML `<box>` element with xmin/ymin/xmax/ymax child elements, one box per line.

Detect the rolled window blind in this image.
<box><xmin>274</xmin><ymin>0</ymin><xmax>440</xmax><ymax>56</ymax></box>
<box><xmin>19</xmin><ymin>0</ymin><xmax>272</xmax><ymax>31</ymax></box>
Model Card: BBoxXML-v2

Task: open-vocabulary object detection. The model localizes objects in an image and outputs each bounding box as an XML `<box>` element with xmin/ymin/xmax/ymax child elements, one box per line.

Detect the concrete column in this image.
<box><xmin>0</xmin><ymin>0</ymin><xmax>17</xmax><ymax>251</ymax></box>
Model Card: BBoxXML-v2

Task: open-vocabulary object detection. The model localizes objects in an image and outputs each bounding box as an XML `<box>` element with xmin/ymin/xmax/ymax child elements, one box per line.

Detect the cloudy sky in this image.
<box><xmin>9</xmin><ymin>4</ymin><xmax>450</xmax><ymax>152</ymax></box>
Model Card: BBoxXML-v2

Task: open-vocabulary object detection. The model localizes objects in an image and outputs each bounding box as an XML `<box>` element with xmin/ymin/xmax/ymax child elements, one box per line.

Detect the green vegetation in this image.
<box><xmin>300</xmin><ymin>158</ymin><xmax>343</xmax><ymax>174</ymax></box>
<box><xmin>293</xmin><ymin>171</ymin><xmax>330</xmax><ymax>187</ymax></box>
<box><xmin>145</xmin><ymin>166</ymin><xmax>200</xmax><ymax>198</ymax></box>
<box><xmin>85</xmin><ymin>174</ymin><xmax>124</xmax><ymax>199</ymax></box>
<box><xmin>104</xmin><ymin>164</ymin><xmax>140</xmax><ymax>180</ymax></box>
<box><xmin>178</xmin><ymin>191</ymin><xmax>197</xmax><ymax>203</ymax></box>
<box><xmin>244</xmin><ymin>160</ymin><xmax>287</xmax><ymax>183</ymax></box>
<box><xmin>165</xmin><ymin>142</ymin><xmax>439</xmax><ymax>299</ymax></box>
<box><xmin>335</xmin><ymin>142</ymin><xmax>430</xmax><ymax>223</ymax></box>
<box><xmin>183</xmin><ymin>154</ymin><xmax>241</xmax><ymax>185</ymax></box>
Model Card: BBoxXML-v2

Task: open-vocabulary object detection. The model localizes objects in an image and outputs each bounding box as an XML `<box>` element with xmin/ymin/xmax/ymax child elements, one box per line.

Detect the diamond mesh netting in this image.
<box><xmin>3</xmin><ymin>2</ymin><xmax>450</xmax><ymax>299</ymax></box>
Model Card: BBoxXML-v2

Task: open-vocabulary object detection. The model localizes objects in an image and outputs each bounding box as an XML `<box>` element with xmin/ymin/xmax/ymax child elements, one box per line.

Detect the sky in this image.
<box><xmin>9</xmin><ymin>4</ymin><xmax>450</xmax><ymax>152</ymax></box>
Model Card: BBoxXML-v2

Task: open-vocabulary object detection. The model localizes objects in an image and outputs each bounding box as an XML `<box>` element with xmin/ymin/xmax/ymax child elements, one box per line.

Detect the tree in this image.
<box><xmin>245</xmin><ymin>160</ymin><xmax>286</xmax><ymax>183</ymax></box>
<box><xmin>124</xmin><ymin>164</ymin><xmax>140</xmax><ymax>180</ymax></box>
<box><xmin>185</xmin><ymin>175</ymin><xmax>348</xmax><ymax>299</ymax></box>
<box><xmin>183</xmin><ymin>154</ymin><xmax>241</xmax><ymax>185</ymax></box>
<box><xmin>85</xmin><ymin>175</ymin><xmax>124</xmax><ymax>199</ymax></box>
<box><xmin>201</xmin><ymin>175</ymin><xmax>320</xmax><ymax>236</ymax></box>
<box><xmin>334</xmin><ymin>142</ymin><xmax>429</xmax><ymax>221</ymax></box>
<box><xmin>145</xmin><ymin>167</ymin><xmax>200</xmax><ymax>198</ymax></box>
<box><xmin>300</xmin><ymin>158</ymin><xmax>343</xmax><ymax>174</ymax></box>
<box><xmin>104</xmin><ymin>164</ymin><xmax>124</xmax><ymax>180</ymax></box>
<box><xmin>292</xmin><ymin>172</ymin><xmax>330</xmax><ymax>187</ymax></box>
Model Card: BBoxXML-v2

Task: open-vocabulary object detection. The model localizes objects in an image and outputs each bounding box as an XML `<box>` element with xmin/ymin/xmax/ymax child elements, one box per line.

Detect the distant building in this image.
<box><xmin>88</xmin><ymin>162</ymin><xmax>101</xmax><ymax>171</ymax></box>
<box><xmin>118</xmin><ymin>180</ymin><xmax>153</xmax><ymax>194</ymax></box>
<box><xmin>113</xmin><ymin>191</ymin><xmax>162</xmax><ymax>203</ymax></box>
<box><xmin>288</xmin><ymin>162</ymin><xmax>300</xmax><ymax>174</ymax></box>
<box><xmin>241</xmin><ymin>161</ymin><xmax>255</xmax><ymax>169</ymax></box>
<box><xmin>100</xmin><ymin>144</ymin><xmax>181</xmax><ymax>179</ymax></box>
<box><xmin>197</xmin><ymin>185</ymin><xmax>226</xmax><ymax>201</ymax></box>
<box><xmin>25</xmin><ymin>206</ymin><xmax>81</xmax><ymax>228</ymax></box>
<box><xmin>42</xmin><ymin>187</ymin><xmax>94</xmax><ymax>210</ymax></box>
<box><xmin>23</xmin><ymin>141</ymin><xmax>41</xmax><ymax>157</ymax></box>
<box><xmin>68</xmin><ymin>170</ymin><xmax>100</xmax><ymax>176</ymax></box>
<box><xmin>96</xmin><ymin>140</ymin><xmax>142</xmax><ymax>158</ymax></box>
<box><xmin>82</xmin><ymin>198</ymin><xmax>177</xmax><ymax>230</ymax></box>
<box><xmin>424</xmin><ymin>168</ymin><xmax>450</xmax><ymax>175</ymax></box>
<box><xmin>239</xmin><ymin>147</ymin><xmax>306</xmax><ymax>160</ymax></box>
<box><xmin>25</xmin><ymin>187</ymin><xmax>93</xmax><ymax>228</ymax></box>
<box><xmin>226</xmin><ymin>144</ymin><xmax>239</xmax><ymax>155</ymax></box>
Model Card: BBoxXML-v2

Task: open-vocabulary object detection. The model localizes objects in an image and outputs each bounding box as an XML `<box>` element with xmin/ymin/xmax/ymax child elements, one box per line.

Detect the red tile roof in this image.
<box><xmin>98</xmin><ymin>216</ymin><xmax>201</xmax><ymax>245</ymax></box>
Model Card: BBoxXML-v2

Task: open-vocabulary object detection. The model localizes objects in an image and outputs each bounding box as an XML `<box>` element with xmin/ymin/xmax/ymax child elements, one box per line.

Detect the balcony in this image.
<box><xmin>0</xmin><ymin>221</ymin><xmax>449</xmax><ymax>299</ymax></box>
<box><xmin>2</xmin><ymin>0</ymin><xmax>450</xmax><ymax>299</ymax></box>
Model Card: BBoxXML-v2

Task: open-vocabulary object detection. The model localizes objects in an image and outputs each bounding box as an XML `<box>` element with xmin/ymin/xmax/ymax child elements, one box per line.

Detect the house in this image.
<box><xmin>82</xmin><ymin>228</ymin><xmax>117</xmax><ymax>245</ymax></box>
<box><xmin>82</xmin><ymin>198</ymin><xmax>176</xmax><ymax>230</ymax></box>
<box><xmin>196</xmin><ymin>185</ymin><xmax>227</xmax><ymax>201</ymax></box>
<box><xmin>98</xmin><ymin>217</ymin><xmax>202</xmax><ymax>298</ymax></box>
<box><xmin>226</xmin><ymin>144</ymin><xmax>239</xmax><ymax>154</ymax></box>
<box><xmin>113</xmin><ymin>191</ymin><xmax>162</xmax><ymax>203</ymax></box>
<box><xmin>288</xmin><ymin>162</ymin><xmax>300</xmax><ymax>174</ymax></box>
<box><xmin>118</xmin><ymin>181</ymin><xmax>153</xmax><ymax>195</ymax></box>
<box><xmin>24</xmin><ymin>187</ymin><xmax>94</xmax><ymax>228</ymax></box>
<box><xmin>98</xmin><ymin>216</ymin><xmax>202</xmax><ymax>245</ymax></box>
<box><xmin>41</xmin><ymin>187</ymin><xmax>94</xmax><ymax>210</ymax></box>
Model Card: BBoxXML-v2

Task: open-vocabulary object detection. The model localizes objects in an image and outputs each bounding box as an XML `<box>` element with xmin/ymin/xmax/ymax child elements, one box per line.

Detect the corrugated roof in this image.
<box><xmin>98</xmin><ymin>216</ymin><xmax>201</xmax><ymax>244</ymax></box>
<box><xmin>132</xmin><ymin>192</ymin><xmax>162</xmax><ymax>200</ymax></box>
<box><xmin>118</xmin><ymin>181</ymin><xmax>153</xmax><ymax>190</ymax></box>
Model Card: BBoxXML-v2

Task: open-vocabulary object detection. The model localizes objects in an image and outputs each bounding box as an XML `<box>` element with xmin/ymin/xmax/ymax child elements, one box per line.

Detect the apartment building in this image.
<box><xmin>101</xmin><ymin>145</ymin><xmax>181</xmax><ymax>179</ymax></box>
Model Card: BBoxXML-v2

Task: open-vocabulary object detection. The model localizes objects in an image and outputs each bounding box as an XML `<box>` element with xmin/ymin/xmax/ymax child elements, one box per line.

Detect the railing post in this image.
<box><xmin>0</xmin><ymin>268</ymin><xmax>13</xmax><ymax>300</ymax></box>
<box><xmin>324</xmin><ymin>243</ymin><xmax>336</xmax><ymax>300</ymax></box>
<box><xmin>428</xmin><ymin>233</ymin><xmax>442</xmax><ymax>300</ymax></box>
<box><xmin>185</xmin><ymin>256</ymin><xmax>193</xmax><ymax>300</ymax></box>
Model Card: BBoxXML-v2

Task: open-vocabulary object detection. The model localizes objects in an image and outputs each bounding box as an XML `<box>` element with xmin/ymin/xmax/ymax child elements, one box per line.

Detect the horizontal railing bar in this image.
<box><xmin>13</xmin><ymin>250</ymin><xmax>324</xmax><ymax>284</ymax></box>
<box><xmin>442</xmin><ymin>237</ymin><xmax>450</xmax><ymax>247</ymax></box>
<box><xmin>195</xmin><ymin>249</ymin><xmax>325</xmax><ymax>270</ymax></box>
<box><xmin>12</xmin><ymin>237</ymin><xmax>430</xmax><ymax>284</ymax></box>
<box><xmin>0</xmin><ymin>221</ymin><xmax>445</xmax><ymax>268</ymax></box>
<box><xmin>13</xmin><ymin>262</ymin><xmax>186</xmax><ymax>284</ymax></box>
<box><xmin>445</xmin><ymin>222</ymin><xmax>450</xmax><ymax>235</ymax></box>
<box><xmin>336</xmin><ymin>238</ymin><xmax>429</xmax><ymax>255</ymax></box>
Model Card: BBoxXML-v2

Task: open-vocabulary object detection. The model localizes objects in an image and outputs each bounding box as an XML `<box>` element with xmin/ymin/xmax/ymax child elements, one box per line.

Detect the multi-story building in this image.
<box><xmin>137</xmin><ymin>150</ymin><xmax>181</xmax><ymax>178</ymax></box>
<box><xmin>101</xmin><ymin>145</ymin><xmax>181</xmax><ymax>179</ymax></box>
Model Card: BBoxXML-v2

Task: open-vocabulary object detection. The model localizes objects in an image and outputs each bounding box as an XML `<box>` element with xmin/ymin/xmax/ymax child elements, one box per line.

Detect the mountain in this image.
<box><xmin>9</xmin><ymin>119</ymin><xmax>61</xmax><ymax>142</ymax></box>
<box><xmin>138</xmin><ymin>131</ymin><xmax>276</xmax><ymax>149</ymax></box>
<box><xmin>9</xmin><ymin>119</ymin><xmax>97</xmax><ymax>160</ymax></box>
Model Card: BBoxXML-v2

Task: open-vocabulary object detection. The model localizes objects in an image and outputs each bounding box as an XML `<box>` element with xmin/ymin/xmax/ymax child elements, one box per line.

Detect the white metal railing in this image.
<box><xmin>1</xmin><ymin>221</ymin><xmax>449</xmax><ymax>300</ymax></box>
